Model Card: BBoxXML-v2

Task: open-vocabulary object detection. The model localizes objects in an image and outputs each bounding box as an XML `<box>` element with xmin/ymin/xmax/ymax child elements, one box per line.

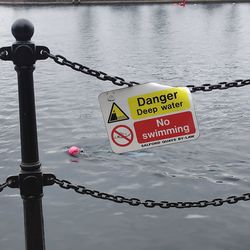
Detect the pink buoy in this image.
<box><xmin>67</xmin><ymin>146</ymin><xmax>80</xmax><ymax>156</ymax></box>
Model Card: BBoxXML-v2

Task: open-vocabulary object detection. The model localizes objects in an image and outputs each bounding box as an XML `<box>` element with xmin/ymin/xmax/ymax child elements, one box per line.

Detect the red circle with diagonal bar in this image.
<box><xmin>111</xmin><ymin>125</ymin><xmax>134</xmax><ymax>147</ymax></box>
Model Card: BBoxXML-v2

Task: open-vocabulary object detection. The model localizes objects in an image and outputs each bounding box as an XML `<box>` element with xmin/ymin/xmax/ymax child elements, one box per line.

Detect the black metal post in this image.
<box><xmin>11</xmin><ymin>19</ymin><xmax>45</xmax><ymax>250</ymax></box>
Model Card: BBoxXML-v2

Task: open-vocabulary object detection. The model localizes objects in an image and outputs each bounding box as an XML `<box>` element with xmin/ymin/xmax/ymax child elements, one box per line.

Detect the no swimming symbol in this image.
<box><xmin>111</xmin><ymin>125</ymin><xmax>134</xmax><ymax>147</ymax></box>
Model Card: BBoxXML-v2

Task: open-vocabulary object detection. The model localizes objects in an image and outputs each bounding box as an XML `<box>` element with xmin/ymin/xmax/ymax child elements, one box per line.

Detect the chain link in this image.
<box><xmin>52</xmin><ymin>177</ymin><xmax>250</xmax><ymax>209</ymax></box>
<box><xmin>0</xmin><ymin>182</ymin><xmax>8</xmax><ymax>193</ymax></box>
<box><xmin>42</xmin><ymin>50</ymin><xmax>250</xmax><ymax>91</ymax></box>
<box><xmin>0</xmin><ymin>50</ymin><xmax>7</xmax><ymax>60</ymax></box>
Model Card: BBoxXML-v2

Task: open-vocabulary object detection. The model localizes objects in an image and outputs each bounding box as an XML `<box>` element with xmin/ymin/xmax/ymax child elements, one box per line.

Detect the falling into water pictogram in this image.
<box><xmin>108</xmin><ymin>103</ymin><xmax>129</xmax><ymax>123</ymax></box>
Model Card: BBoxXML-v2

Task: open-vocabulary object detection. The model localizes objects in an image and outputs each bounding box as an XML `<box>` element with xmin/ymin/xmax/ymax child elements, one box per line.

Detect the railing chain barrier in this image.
<box><xmin>52</xmin><ymin>177</ymin><xmax>250</xmax><ymax>209</ymax></box>
<box><xmin>41</xmin><ymin>50</ymin><xmax>250</xmax><ymax>91</ymax></box>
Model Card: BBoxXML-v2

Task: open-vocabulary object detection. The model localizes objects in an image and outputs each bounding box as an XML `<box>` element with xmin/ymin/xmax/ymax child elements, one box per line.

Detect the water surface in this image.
<box><xmin>0</xmin><ymin>3</ymin><xmax>250</xmax><ymax>250</ymax></box>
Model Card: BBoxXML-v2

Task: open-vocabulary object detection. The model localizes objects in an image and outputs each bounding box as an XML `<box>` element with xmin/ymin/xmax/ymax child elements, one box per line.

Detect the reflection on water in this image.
<box><xmin>0</xmin><ymin>3</ymin><xmax>250</xmax><ymax>250</ymax></box>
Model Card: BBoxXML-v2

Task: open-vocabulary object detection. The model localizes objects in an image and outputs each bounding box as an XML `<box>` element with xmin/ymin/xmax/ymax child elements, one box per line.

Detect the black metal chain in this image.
<box><xmin>0</xmin><ymin>181</ymin><xmax>8</xmax><ymax>193</ymax></box>
<box><xmin>42</xmin><ymin>50</ymin><xmax>250</xmax><ymax>92</ymax></box>
<box><xmin>186</xmin><ymin>79</ymin><xmax>250</xmax><ymax>93</ymax></box>
<box><xmin>41</xmin><ymin>51</ymin><xmax>140</xmax><ymax>87</ymax></box>
<box><xmin>52</xmin><ymin>177</ymin><xmax>250</xmax><ymax>209</ymax></box>
<box><xmin>1</xmin><ymin>48</ymin><xmax>250</xmax><ymax>91</ymax></box>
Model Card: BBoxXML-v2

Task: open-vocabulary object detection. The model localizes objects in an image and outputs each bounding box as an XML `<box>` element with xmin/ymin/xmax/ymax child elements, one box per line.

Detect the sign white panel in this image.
<box><xmin>99</xmin><ymin>83</ymin><xmax>199</xmax><ymax>153</ymax></box>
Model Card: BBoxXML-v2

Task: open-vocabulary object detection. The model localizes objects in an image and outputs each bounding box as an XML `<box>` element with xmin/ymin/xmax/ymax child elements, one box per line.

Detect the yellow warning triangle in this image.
<box><xmin>108</xmin><ymin>103</ymin><xmax>129</xmax><ymax>123</ymax></box>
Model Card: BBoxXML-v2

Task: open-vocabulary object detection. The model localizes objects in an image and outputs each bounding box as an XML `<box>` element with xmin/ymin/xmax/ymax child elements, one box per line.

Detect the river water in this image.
<box><xmin>0</xmin><ymin>3</ymin><xmax>250</xmax><ymax>250</ymax></box>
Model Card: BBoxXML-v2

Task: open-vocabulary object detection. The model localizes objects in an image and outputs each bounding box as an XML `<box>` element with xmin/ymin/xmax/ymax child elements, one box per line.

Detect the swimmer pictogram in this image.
<box><xmin>108</xmin><ymin>102</ymin><xmax>129</xmax><ymax>123</ymax></box>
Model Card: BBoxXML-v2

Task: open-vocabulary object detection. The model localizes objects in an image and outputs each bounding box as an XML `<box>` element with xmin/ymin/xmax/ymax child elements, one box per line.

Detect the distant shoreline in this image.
<box><xmin>0</xmin><ymin>0</ymin><xmax>249</xmax><ymax>5</ymax></box>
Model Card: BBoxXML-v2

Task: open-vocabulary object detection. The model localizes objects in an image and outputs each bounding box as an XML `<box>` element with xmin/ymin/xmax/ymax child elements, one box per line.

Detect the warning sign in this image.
<box><xmin>99</xmin><ymin>83</ymin><xmax>199</xmax><ymax>154</ymax></box>
<box><xmin>108</xmin><ymin>103</ymin><xmax>129</xmax><ymax>123</ymax></box>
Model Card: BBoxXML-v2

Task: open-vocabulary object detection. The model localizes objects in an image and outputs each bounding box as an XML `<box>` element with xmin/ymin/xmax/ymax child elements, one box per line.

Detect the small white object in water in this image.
<box><xmin>185</xmin><ymin>214</ymin><xmax>208</xmax><ymax>219</ymax></box>
<box><xmin>143</xmin><ymin>214</ymin><xmax>158</xmax><ymax>219</ymax></box>
<box><xmin>113</xmin><ymin>212</ymin><xmax>124</xmax><ymax>216</ymax></box>
<box><xmin>3</xmin><ymin>194</ymin><xmax>19</xmax><ymax>198</ymax></box>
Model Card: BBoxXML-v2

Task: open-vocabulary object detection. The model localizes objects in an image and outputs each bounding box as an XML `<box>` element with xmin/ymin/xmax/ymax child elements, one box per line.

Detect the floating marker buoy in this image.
<box><xmin>67</xmin><ymin>146</ymin><xmax>80</xmax><ymax>156</ymax></box>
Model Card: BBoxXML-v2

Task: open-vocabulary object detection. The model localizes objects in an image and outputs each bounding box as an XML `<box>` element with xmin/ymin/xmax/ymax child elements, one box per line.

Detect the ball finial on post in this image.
<box><xmin>11</xmin><ymin>19</ymin><xmax>34</xmax><ymax>42</ymax></box>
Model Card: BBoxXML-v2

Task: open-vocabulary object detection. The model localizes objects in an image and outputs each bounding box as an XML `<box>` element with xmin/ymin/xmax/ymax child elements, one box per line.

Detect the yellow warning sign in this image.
<box><xmin>128</xmin><ymin>87</ymin><xmax>190</xmax><ymax>120</ymax></box>
<box><xmin>108</xmin><ymin>103</ymin><xmax>129</xmax><ymax>123</ymax></box>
